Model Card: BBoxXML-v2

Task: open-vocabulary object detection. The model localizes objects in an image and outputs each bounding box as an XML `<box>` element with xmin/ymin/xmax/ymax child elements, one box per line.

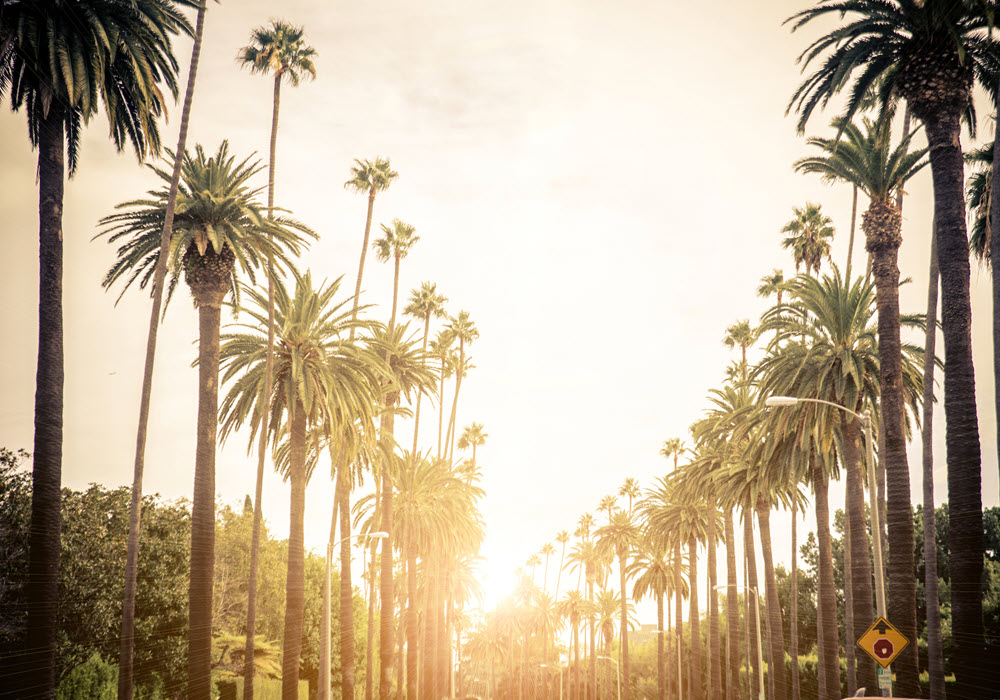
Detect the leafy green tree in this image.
<box><xmin>0</xmin><ymin>4</ymin><xmax>190</xmax><ymax>694</ymax></box>
<box><xmin>787</xmin><ymin>3</ymin><xmax>1000</xmax><ymax>691</ymax></box>
<box><xmin>99</xmin><ymin>142</ymin><xmax>312</xmax><ymax>700</ymax></box>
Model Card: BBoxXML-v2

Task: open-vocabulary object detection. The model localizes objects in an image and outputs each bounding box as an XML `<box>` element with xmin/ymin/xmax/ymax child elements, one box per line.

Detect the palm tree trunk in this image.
<box><xmin>118</xmin><ymin>9</ymin><xmax>207</xmax><ymax>700</ymax></box>
<box><xmin>25</xmin><ymin>102</ymin><xmax>65</xmax><ymax>700</ymax></box>
<box><xmin>991</xmin><ymin>81</ymin><xmax>1000</xmax><ymax>534</ymax></box>
<box><xmin>724</xmin><ymin>511</ymin><xmax>741</xmax><ymax>700</ymax></box>
<box><xmin>689</xmin><ymin>537</ymin><xmax>702</xmax><ymax>700</ymax></box>
<box><xmin>843</xmin><ymin>491</ymin><xmax>857</xmax><ymax>696</ymax></box>
<box><xmin>446</xmin><ymin>343</ymin><xmax>465</xmax><ymax>463</ymax></box>
<box><xmin>921</xmin><ymin>228</ymin><xmax>946</xmax><ymax>699</ymax></box>
<box><xmin>588</xmin><ymin>578</ymin><xmax>596</xmax><ymax>700</ymax></box>
<box><xmin>437</xmin><ymin>356</ymin><xmax>447</xmax><ymax>459</ymax></box>
<box><xmin>743</xmin><ymin>514</ymin><xmax>759</xmax><ymax>700</ymax></box>
<box><xmin>620</xmin><ymin>554</ymin><xmax>631</xmax><ymax>700</ymax></box>
<box><xmin>340</xmin><ymin>465</ymin><xmax>357</xmax><ymax>700</ymax></box>
<box><xmin>188</xmin><ymin>292</ymin><xmax>224</xmax><ymax>700</ymax></box>
<box><xmin>789</xmin><ymin>501</ymin><xmax>799</xmax><ymax>700</ymax></box>
<box><xmin>811</xmin><ymin>456</ymin><xmax>839</xmax><ymax>700</ymax></box>
<box><xmin>379</xmin><ymin>407</ymin><xmax>396</xmax><ymax>699</ymax></box>
<box><xmin>281</xmin><ymin>405</ymin><xmax>308</xmax><ymax>700</ymax></box>
<box><xmin>865</xmin><ymin>200</ymin><xmax>920</xmax><ymax>695</ymax></box>
<box><xmin>923</xmin><ymin>107</ymin><xmax>987</xmax><ymax>700</ymax></box>
<box><xmin>707</xmin><ymin>501</ymin><xmax>721</xmax><ymax>700</ymax></box>
<box><xmin>846</xmin><ymin>184</ymin><xmax>858</xmax><ymax>280</ymax></box>
<box><xmin>657</xmin><ymin>593</ymin><xmax>665</xmax><ymax>700</ymax></box>
<box><xmin>675</xmin><ymin>543</ymin><xmax>684</xmax><ymax>700</ymax></box>
<box><xmin>321</xmin><ymin>479</ymin><xmax>340</xmax><ymax>700</ymax></box>
<box><xmin>365</xmin><ymin>498</ymin><xmax>380</xmax><ymax>700</ymax></box>
<box><xmin>754</xmin><ymin>499</ymin><xmax>787</xmax><ymax>700</ymax></box>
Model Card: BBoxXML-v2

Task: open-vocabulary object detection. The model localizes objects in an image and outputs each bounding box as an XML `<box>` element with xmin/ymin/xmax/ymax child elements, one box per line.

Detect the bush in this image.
<box><xmin>56</xmin><ymin>653</ymin><xmax>116</xmax><ymax>700</ymax></box>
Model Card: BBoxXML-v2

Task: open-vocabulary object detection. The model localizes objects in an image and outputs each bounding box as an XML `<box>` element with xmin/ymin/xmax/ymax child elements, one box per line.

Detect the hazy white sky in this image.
<box><xmin>1</xmin><ymin>0</ymin><xmax>998</xmax><ymax>621</ymax></box>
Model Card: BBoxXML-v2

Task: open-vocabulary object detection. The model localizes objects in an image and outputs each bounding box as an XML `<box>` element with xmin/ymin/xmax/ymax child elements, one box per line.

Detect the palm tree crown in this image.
<box><xmin>781</xmin><ymin>202</ymin><xmax>835</xmax><ymax>274</ymax></box>
<box><xmin>238</xmin><ymin>20</ymin><xmax>317</xmax><ymax>85</ymax></box>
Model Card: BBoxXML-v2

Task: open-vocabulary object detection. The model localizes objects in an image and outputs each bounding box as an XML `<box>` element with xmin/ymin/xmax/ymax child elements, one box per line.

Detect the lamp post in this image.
<box><xmin>717</xmin><ymin>584</ymin><xmax>764</xmax><ymax>700</ymax></box>
<box><xmin>319</xmin><ymin>531</ymin><xmax>388</xmax><ymax>700</ymax></box>
<box><xmin>598</xmin><ymin>655</ymin><xmax>621</xmax><ymax>700</ymax></box>
<box><xmin>763</xmin><ymin>396</ymin><xmax>887</xmax><ymax>619</ymax></box>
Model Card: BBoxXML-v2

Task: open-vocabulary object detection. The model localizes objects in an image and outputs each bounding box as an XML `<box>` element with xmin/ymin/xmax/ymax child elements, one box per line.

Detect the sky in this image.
<box><xmin>1</xmin><ymin>0</ymin><xmax>999</xmax><ymax>626</ymax></box>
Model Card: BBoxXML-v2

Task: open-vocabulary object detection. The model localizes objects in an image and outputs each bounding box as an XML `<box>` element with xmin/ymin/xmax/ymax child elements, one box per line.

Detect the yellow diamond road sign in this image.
<box><xmin>857</xmin><ymin>616</ymin><xmax>909</xmax><ymax>668</ymax></box>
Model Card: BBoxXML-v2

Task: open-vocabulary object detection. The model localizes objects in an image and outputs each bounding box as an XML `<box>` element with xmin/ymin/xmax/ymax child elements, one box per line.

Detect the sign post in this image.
<box><xmin>857</xmin><ymin>616</ymin><xmax>910</xmax><ymax>698</ymax></box>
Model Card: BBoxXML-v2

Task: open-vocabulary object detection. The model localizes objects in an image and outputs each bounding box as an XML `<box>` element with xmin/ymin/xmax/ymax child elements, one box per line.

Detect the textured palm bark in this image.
<box><xmin>992</xmin><ymin>79</ymin><xmax>1000</xmax><ymax>525</ymax></box>
<box><xmin>674</xmin><ymin>542</ymin><xmax>684</xmax><ymax>699</ymax></box>
<box><xmin>353</xmin><ymin>190</ymin><xmax>376</xmax><ymax>309</ymax></box>
<box><xmin>724</xmin><ymin>511</ymin><xmax>740</xmax><ymax>700</ymax></box>
<box><xmin>378</xmin><ymin>408</ymin><xmax>396</xmax><ymax>699</ymax></box>
<box><xmin>842</xmin><ymin>491</ymin><xmax>857</xmax><ymax>696</ymax></box>
<box><xmin>339</xmin><ymin>465</ymin><xmax>357</xmax><ymax>700</ymax></box>
<box><xmin>865</xmin><ymin>200</ymin><xmax>919</xmax><ymax>696</ymax></box>
<box><xmin>588</xmin><ymin>576</ymin><xmax>596</xmax><ymax>700</ymax></box>
<box><xmin>280</xmin><ymin>406</ymin><xmax>307</xmax><ymax>699</ymax></box>
<box><xmin>707</xmin><ymin>500</ymin><xmax>721</xmax><ymax>700</ymax></box>
<box><xmin>811</xmin><ymin>458</ymin><xmax>839</xmax><ymax>700</ymax></box>
<box><xmin>26</xmin><ymin>103</ymin><xmax>65</xmax><ymax>700</ymax></box>
<box><xmin>365</xmin><ymin>489</ymin><xmax>379</xmax><ymax>700</ymax></box>
<box><xmin>405</xmin><ymin>523</ymin><xmax>418</xmax><ymax>700</ymax></box>
<box><xmin>921</xmin><ymin>231</ymin><xmax>946</xmax><ymax>699</ymax></box>
<box><xmin>656</xmin><ymin>594</ymin><xmax>665</xmax><ymax>700</ymax></box>
<box><xmin>921</xmin><ymin>104</ymin><xmax>986</xmax><ymax>700</ymax></box>
<box><xmin>743</xmin><ymin>515</ymin><xmax>760</xmax><ymax>700</ymax></box>
<box><xmin>445</xmin><ymin>340</ymin><xmax>465</xmax><ymax>462</ymax></box>
<box><xmin>754</xmin><ymin>500</ymin><xmax>787</xmax><ymax>700</ymax></box>
<box><xmin>188</xmin><ymin>291</ymin><xmax>224</xmax><ymax>700</ymax></box>
<box><xmin>840</xmin><ymin>414</ymin><xmax>876</xmax><ymax>694</ymax></box>
<box><xmin>689</xmin><ymin>537</ymin><xmax>702</xmax><ymax>700</ymax></box>
<box><xmin>620</xmin><ymin>553</ymin><xmax>631</xmax><ymax>700</ymax></box>
<box><xmin>789</xmin><ymin>502</ymin><xmax>800</xmax><ymax>700</ymax></box>
<box><xmin>119</xmin><ymin>10</ymin><xmax>207</xmax><ymax>700</ymax></box>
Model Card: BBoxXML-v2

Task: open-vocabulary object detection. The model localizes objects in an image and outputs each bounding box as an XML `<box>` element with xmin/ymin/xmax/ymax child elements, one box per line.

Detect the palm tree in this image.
<box><xmin>458</xmin><ymin>423</ymin><xmax>489</xmax><ymax>465</ymax></box>
<box><xmin>722</xmin><ymin>321</ymin><xmax>757</xmax><ymax>383</ymax></box>
<box><xmin>335</xmin><ymin>155</ymin><xmax>399</xmax><ymax>700</ymax></box>
<box><xmin>443</xmin><ymin>311</ymin><xmax>479</xmax><ymax>462</ymax></box>
<box><xmin>566</xmin><ymin>536</ymin><xmax>602</xmax><ymax>700</ymax></box>
<box><xmin>595</xmin><ymin>511</ymin><xmax>640</xmax><ymax>700</ymax></box>
<box><xmin>539</xmin><ymin>542</ymin><xmax>556</xmax><ymax>593</ymax></box>
<box><xmin>556</xmin><ymin>590</ymin><xmax>591</xmax><ymax>699</ymax></box>
<box><xmin>345</xmin><ymin>157</ymin><xmax>399</xmax><ymax>311</ymax></box>
<box><xmin>401</xmin><ymin>282</ymin><xmax>447</xmax><ymax>699</ymax></box>
<box><xmin>236</xmin><ymin>24</ymin><xmax>316</xmax><ymax>698</ymax></box>
<box><xmin>629</xmin><ymin>539</ymin><xmax>674</xmax><ymax>700</ymax></box>
<box><xmin>111</xmin><ymin>3</ymin><xmax>208</xmax><ymax>697</ymax></box>
<box><xmin>554</xmin><ymin>530</ymin><xmax>571</xmax><ymax>600</ymax></box>
<box><xmin>374</xmin><ymin>220</ymin><xmax>419</xmax><ymax>327</ymax></box>
<box><xmin>1</xmin><ymin>3</ymin><xmax>189</xmax><ymax>695</ymax></box>
<box><xmin>659</xmin><ymin>439</ymin><xmax>685</xmax><ymax>471</ymax></box>
<box><xmin>758</xmin><ymin>268</ymin><xmax>924</xmax><ymax>696</ymax></box>
<box><xmin>755</xmin><ymin>269</ymin><xmax>786</xmax><ymax>306</ymax></box>
<box><xmin>430</xmin><ymin>331</ymin><xmax>456</xmax><ymax>459</ymax></box>
<box><xmin>219</xmin><ymin>272</ymin><xmax>383</xmax><ymax>699</ymax></box>
<box><xmin>780</xmin><ymin>203</ymin><xmax>834</xmax><ymax>274</ymax></box>
<box><xmin>787</xmin><ymin>4</ymin><xmax>997</xmax><ymax>691</ymax></box>
<box><xmin>795</xmin><ymin>115</ymin><xmax>929</xmax><ymax>682</ymax></box>
<box><xmin>371</xmin><ymin>218</ymin><xmax>420</xmax><ymax>699</ymax></box>
<box><xmin>619</xmin><ymin>478</ymin><xmax>641</xmax><ymax>516</ymax></box>
<box><xmin>99</xmin><ymin>142</ymin><xmax>311</xmax><ymax>700</ymax></box>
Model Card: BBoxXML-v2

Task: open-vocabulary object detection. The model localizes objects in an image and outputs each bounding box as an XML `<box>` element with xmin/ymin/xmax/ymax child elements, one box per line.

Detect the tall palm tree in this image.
<box><xmin>1</xmin><ymin>3</ymin><xmax>189</xmax><ymax>695</ymax></box>
<box><xmin>781</xmin><ymin>203</ymin><xmax>834</xmax><ymax>274</ymax></box>
<box><xmin>556</xmin><ymin>590</ymin><xmax>591</xmax><ymax>699</ymax></box>
<box><xmin>430</xmin><ymin>331</ymin><xmax>456</xmax><ymax>459</ymax></box>
<box><xmin>335</xmin><ymin>155</ymin><xmax>399</xmax><ymax>700</ymax></box>
<box><xmin>619</xmin><ymin>478</ymin><xmax>641</xmax><ymax>516</ymax></box>
<box><xmin>539</xmin><ymin>542</ymin><xmax>556</xmax><ymax>593</ymax></box>
<box><xmin>401</xmin><ymin>282</ymin><xmax>447</xmax><ymax>699</ymax></box>
<box><xmin>219</xmin><ymin>272</ymin><xmax>383</xmax><ymax>699</ymax></box>
<box><xmin>237</xmin><ymin>24</ymin><xmax>316</xmax><ymax>698</ymax></box>
<box><xmin>371</xmin><ymin>218</ymin><xmax>420</xmax><ymax>699</ymax></box>
<box><xmin>755</xmin><ymin>269</ymin><xmax>786</xmax><ymax>306</ymax></box>
<box><xmin>629</xmin><ymin>539</ymin><xmax>674</xmax><ymax>700</ymax></box>
<box><xmin>595</xmin><ymin>511</ymin><xmax>640</xmax><ymax>700</ymax></box>
<box><xmin>99</xmin><ymin>142</ymin><xmax>311</xmax><ymax>700</ymax></box>
<box><xmin>110</xmin><ymin>3</ymin><xmax>208</xmax><ymax>697</ymax></box>
<box><xmin>722</xmin><ymin>321</ymin><xmax>757</xmax><ymax>383</ymax></box>
<box><xmin>458</xmin><ymin>423</ymin><xmax>489</xmax><ymax>465</ymax></box>
<box><xmin>795</xmin><ymin>115</ymin><xmax>929</xmax><ymax>682</ymax></box>
<box><xmin>443</xmin><ymin>311</ymin><xmax>479</xmax><ymax>462</ymax></box>
<box><xmin>787</xmin><ymin>5</ymin><xmax>997</xmax><ymax>692</ymax></box>
<box><xmin>554</xmin><ymin>530</ymin><xmax>571</xmax><ymax>600</ymax></box>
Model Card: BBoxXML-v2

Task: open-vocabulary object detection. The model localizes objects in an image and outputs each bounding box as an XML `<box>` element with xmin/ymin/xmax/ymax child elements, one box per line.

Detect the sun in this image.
<box><xmin>473</xmin><ymin>548</ymin><xmax>518</xmax><ymax>613</ymax></box>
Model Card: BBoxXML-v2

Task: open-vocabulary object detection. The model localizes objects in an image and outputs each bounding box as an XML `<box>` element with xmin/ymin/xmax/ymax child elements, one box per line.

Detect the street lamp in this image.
<box><xmin>319</xmin><ymin>531</ymin><xmax>388</xmax><ymax>700</ymax></box>
<box><xmin>763</xmin><ymin>395</ymin><xmax>887</xmax><ymax>619</ymax></box>
<box><xmin>598</xmin><ymin>655</ymin><xmax>621</xmax><ymax>700</ymax></box>
<box><xmin>717</xmin><ymin>584</ymin><xmax>764</xmax><ymax>700</ymax></box>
